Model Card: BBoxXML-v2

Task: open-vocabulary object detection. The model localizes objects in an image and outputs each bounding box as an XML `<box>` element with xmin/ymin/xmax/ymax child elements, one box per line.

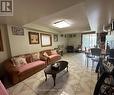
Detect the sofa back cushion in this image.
<box><xmin>11</xmin><ymin>56</ymin><xmax>27</xmax><ymax>67</ymax></box>
<box><xmin>40</xmin><ymin>49</ymin><xmax>52</xmax><ymax>56</ymax></box>
<box><xmin>12</xmin><ymin>54</ymin><xmax>32</xmax><ymax>63</ymax></box>
<box><xmin>23</xmin><ymin>54</ymin><xmax>32</xmax><ymax>63</ymax></box>
<box><xmin>43</xmin><ymin>52</ymin><xmax>49</xmax><ymax>57</ymax></box>
<box><xmin>46</xmin><ymin>50</ymin><xmax>51</xmax><ymax>56</ymax></box>
<box><xmin>32</xmin><ymin>52</ymin><xmax>40</xmax><ymax>61</ymax></box>
<box><xmin>51</xmin><ymin>50</ymin><xmax>57</xmax><ymax>55</ymax></box>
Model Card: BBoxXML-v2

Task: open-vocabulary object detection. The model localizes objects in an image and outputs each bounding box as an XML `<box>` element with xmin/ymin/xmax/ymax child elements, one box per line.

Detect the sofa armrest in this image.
<box><xmin>3</xmin><ymin>59</ymin><xmax>20</xmax><ymax>84</ymax></box>
<box><xmin>3</xmin><ymin>59</ymin><xmax>19</xmax><ymax>74</ymax></box>
<box><xmin>7</xmin><ymin>66</ymin><xmax>19</xmax><ymax>74</ymax></box>
<box><xmin>40</xmin><ymin>55</ymin><xmax>48</xmax><ymax>61</ymax></box>
<box><xmin>40</xmin><ymin>55</ymin><xmax>50</xmax><ymax>65</ymax></box>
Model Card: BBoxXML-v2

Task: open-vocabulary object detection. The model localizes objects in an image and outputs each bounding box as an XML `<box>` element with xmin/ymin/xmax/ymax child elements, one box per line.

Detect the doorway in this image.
<box><xmin>81</xmin><ymin>33</ymin><xmax>97</xmax><ymax>51</ymax></box>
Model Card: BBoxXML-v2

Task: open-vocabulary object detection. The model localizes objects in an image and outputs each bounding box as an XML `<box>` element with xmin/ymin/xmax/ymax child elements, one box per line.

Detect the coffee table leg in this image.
<box><xmin>67</xmin><ymin>65</ymin><xmax>68</xmax><ymax>72</ymax></box>
<box><xmin>45</xmin><ymin>72</ymin><xmax>47</xmax><ymax>81</ymax></box>
<box><xmin>52</xmin><ymin>74</ymin><xmax>56</xmax><ymax>86</ymax></box>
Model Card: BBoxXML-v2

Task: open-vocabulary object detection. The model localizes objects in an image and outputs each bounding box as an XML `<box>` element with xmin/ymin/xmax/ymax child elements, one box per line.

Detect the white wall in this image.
<box><xmin>6</xmin><ymin>24</ymin><xmax>82</xmax><ymax>57</ymax></box>
<box><xmin>7</xmin><ymin>25</ymin><xmax>67</xmax><ymax>56</ymax></box>
<box><xmin>67</xmin><ymin>33</ymin><xmax>81</xmax><ymax>48</ymax></box>
<box><xmin>0</xmin><ymin>24</ymin><xmax>11</xmax><ymax>63</ymax></box>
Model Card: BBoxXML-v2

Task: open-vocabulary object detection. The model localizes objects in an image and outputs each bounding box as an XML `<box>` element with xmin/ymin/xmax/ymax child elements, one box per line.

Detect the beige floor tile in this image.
<box><xmin>8</xmin><ymin>82</ymin><xmax>36</xmax><ymax>95</ymax></box>
<box><xmin>33</xmin><ymin>70</ymin><xmax>45</xmax><ymax>80</ymax></box>
<box><xmin>76</xmin><ymin>92</ymin><xmax>90</xmax><ymax>95</ymax></box>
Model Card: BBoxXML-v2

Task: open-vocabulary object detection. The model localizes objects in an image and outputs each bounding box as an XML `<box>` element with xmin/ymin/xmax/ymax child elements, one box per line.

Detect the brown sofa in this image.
<box><xmin>4</xmin><ymin>53</ymin><xmax>47</xmax><ymax>84</ymax></box>
<box><xmin>40</xmin><ymin>49</ymin><xmax>61</xmax><ymax>65</ymax></box>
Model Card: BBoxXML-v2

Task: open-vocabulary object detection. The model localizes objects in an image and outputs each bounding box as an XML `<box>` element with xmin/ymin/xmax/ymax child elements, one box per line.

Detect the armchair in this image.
<box><xmin>40</xmin><ymin>49</ymin><xmax>61</xmax><ymax>64</ymax></box>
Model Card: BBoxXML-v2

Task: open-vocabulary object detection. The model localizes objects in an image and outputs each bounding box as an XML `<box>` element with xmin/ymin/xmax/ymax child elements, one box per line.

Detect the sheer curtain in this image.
<box><xmin>82</xmin><ymin>33</ymin><xmax>97</xmax><ymax>51</ymax></box>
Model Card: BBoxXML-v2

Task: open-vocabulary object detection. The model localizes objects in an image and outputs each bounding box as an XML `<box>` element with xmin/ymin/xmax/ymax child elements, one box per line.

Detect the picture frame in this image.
<box><xmin>53</xmin><ymin>34</ymin><xmax>58</xmax><ymax>42</ymax></box>
<box><xmin>64</xmin><ymin>34</ymin><xmax>66</xmax><ymax>38</ymax></box>
<box><xmin>12</xmin><ymin>25</ymin><xmax>24</xmax><ymax>35</ymax></box>
<box><xmin>28</xmin><ymin>32</ymin><xmax>39</xmax><ymax>44</ymax></box>
<box><xmin>73</xmin><ymin>34</ymin><xmax>76</xmax><ymax>37</ymax></box>
<box><xmin>41</xmin><ymin>33</ymin><xmax>52</xmax><ymax>47</ymax></box>
<box><xmin>61</xmin><ymin>34</ymin><xmax>63</xmax><ymax>37</ymax></box>
<box><xmin>0</xmin><ymin>30</ymin><xmax>3</xmax><ymax>51</ymax></box>
<box><xmin>69</xmin><ymin>34</ymin><xmax>72</xmax><ymax>38</ymax></box>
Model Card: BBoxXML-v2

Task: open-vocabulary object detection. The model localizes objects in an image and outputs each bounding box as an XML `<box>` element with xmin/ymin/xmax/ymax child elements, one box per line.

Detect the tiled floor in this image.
<box><xmin>7</xmin><ymin>53</ymin><xmax>97</xmax><ymax>95</ymax></box>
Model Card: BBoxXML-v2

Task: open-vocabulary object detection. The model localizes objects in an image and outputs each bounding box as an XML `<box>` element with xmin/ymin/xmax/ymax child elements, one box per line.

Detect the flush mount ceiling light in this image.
<box><xmin>53</xmin><ymin>20</ymin><xmax>70</xmax><ymax>28</ymax></box>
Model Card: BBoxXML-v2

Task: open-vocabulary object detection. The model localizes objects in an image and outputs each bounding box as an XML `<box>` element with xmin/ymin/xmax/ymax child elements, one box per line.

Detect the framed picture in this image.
<box><xmin>12</xmin><ymin>25</ymin><xmax>24</xmax><ymax>35</ymax></box>
<box><xmin>53</xmin><ymin>34</ymin><xmax>58</xmax><ymax>42</ymax></box>
<box><xmin>0</xmin><ymin>30</ymin><xmax>3</xmax><ymax>51</ymax></box>
<box><xmin>41</xmin><ymin>33</ymin><xmax>52</xmax><ymax>47</ymax></box>
<box><xmin>61</xmin><ymin>34</ymin><xmax>63</xmax><ymax>37</ymax></box>
<box><xmin>64</xmin><ymin>34</ymin><xmax>66</xmax><ymax>38</ymax></box>
<box><xmin>69</xmin><ymin>34</ymin><xmax>72</xmax><ymax>38</ymax></box>
<box><xmin>28</xmin><ymin>32</ymin><xmax>39</xmax><ymax>44</ymax></box>
<box><xmin>73</xmin><ymin>34</ymin><xmax>76</xmax><ymax>37</ymax></box>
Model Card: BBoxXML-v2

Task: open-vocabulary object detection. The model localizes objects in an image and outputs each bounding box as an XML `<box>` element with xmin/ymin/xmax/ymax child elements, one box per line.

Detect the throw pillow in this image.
<box><xmin>43</xmin><ymin>52</ymin><xmax>49</xmax><ymax>57</ymax></box>
<box><xmin>51</xmin><ymin>50</ymin><xmax>57</xmax><ymax>55</ymax></box>
<box><xmin>32</xmin><ymin>52</ymin><xmax>39</xmax><ymax>61</ymax></box>
<box><xmin>11</xmin><ymin>57</ymin><xmax>27</xmax><ymax>67</ymax></box>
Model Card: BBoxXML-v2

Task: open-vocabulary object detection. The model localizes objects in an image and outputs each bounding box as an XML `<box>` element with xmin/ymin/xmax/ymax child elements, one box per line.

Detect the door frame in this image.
<box><xmin>81</xmin><ymin>32</ymin><xmax>95</xmax><ymax>51</ymax></box>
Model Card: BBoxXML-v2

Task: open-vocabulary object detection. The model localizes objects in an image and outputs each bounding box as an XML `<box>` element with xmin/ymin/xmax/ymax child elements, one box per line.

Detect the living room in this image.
<box><xmin>0</xmin><ymin>0</ymin><xmax>114</xmax><ymax>95</ymax></box>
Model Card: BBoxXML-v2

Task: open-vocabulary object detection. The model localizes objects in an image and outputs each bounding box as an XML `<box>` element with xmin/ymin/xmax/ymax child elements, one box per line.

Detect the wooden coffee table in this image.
<box><xmin>44</xmin><ymin>61</ymin><xmax>68</xmax><ymax>86</ymax></box>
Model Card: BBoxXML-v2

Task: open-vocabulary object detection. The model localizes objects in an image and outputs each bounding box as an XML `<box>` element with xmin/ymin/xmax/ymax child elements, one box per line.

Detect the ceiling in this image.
<box><xmin>0</xmin><ymin>0</ymin><xmax>114</xmax><ymax>33</ymax></box>
<box><xmin>0</xmin><ymin>0</ymin><xmax>85</xmax><ymax>24</ymax></box>
<box><xmin>30</xmin><ymin>2</ymin><xmax>90</xmax><ymax>33</ymax></box>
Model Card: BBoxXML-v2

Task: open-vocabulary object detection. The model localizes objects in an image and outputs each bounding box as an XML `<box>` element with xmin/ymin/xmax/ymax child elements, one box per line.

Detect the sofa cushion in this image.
<box><xmin>48</xmin><ymin>54</ymin><xmax>60</xmax><ymax>59</ymax></box>
<box><xmin>11</xmin><ymin>57</ymin><xmax>27</xmax><ymax>67</ymax></box>
<box><xmin>32</xmin><ymin>52</ymin><xmax>40</xmax><ymax>61</ymax></box>
<box><xmin>17</xmin><ymin>60</ymin><xmax>45</xmax><ymax>73</ymax></box>
<box><xmin>24</xmin><ymin>54</ymin><xmax>32</xmax><ymax>63</ymax></box>
<box><xmin>51</xmin><ymin>50</ymin><xmax>57</xmax><ymax>55</ymax></box>
<box><xmin>43</xmin><ymin>52</ymin><xmax>49</xmax><ymax>57</ymax></box>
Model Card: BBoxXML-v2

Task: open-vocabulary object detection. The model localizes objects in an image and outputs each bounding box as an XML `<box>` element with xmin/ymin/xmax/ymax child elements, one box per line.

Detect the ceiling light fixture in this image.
<box><xmin>53</xmin><ymin>20</ymin><xmax>70</xmax><ymax>28</ymax></box>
